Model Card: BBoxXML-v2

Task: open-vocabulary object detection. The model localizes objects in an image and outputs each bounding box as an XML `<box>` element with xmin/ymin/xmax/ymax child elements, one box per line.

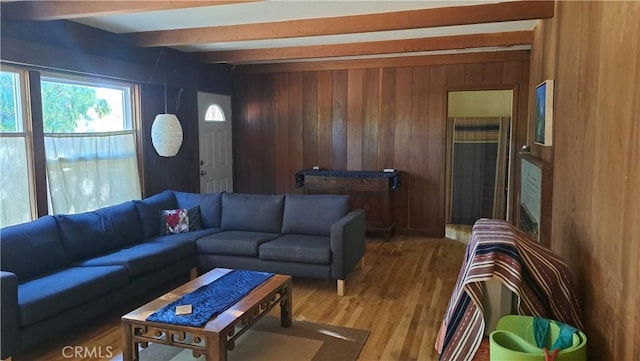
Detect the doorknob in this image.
<box><xmin>200</xmin><ymin>170</ymin><xmax>207</xmax><ymax>176</ymax></box>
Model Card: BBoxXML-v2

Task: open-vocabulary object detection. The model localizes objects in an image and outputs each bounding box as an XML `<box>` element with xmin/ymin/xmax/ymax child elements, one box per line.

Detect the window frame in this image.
<box><xmin>0</xmin><ymin>65</ymin><xmax>37</xmax><ymax>223</ymax></box>
<box><xmin>39</xmin><ymin>71</ymin><xmax>143</xmax><ymax>214</ymax></box>
<box><xmin>40</xmin><ymin>72</ymin><xmax>137</xmax><ymax>133</ymax></box>
<box><xmin>0</xmin><ymin>64</ymin><xmax>145</xmax><ymax>222</ymax></box>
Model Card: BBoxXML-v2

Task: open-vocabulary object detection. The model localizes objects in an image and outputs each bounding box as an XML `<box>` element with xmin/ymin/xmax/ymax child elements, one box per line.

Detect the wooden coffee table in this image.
<box><xmin>121</xmin><ymin>268</ymin><xmax>292</xmax><ymax>361</ymax></box>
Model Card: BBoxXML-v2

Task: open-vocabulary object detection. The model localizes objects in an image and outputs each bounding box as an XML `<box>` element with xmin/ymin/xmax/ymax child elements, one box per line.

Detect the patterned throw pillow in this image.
<box><xmin>160</xmin><ymin>206</ymin><xmax>202</xmax><ymax>235</ymax></box>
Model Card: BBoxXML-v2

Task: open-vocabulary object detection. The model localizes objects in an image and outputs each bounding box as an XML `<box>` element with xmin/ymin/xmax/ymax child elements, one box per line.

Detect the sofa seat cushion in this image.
<box><xmin>196</xmin><ymin>231</ymin><xmax>281</xmax><ymax>257</ymax></box>
<box><xmin>76</xmin><ymin>241</ymin><xmax>194</xmax><ymax>277</ymax></box>
<box><xmin>18</xmin><ymin>266</ymin><xmax>128</xmax><ymax>327</ymax></box>
<box><xmin>147</xmin><ymin>228</ymin><xmax>221</xmax><ymax>243</ymax></box>
<box><xmin>259</xmin><ymin>235</ymin><xmax>332</xmax><ymax>265</ymax></box>
<box><xmin>0</xmin><ymin>216</ymin><xmax>69</xmax><ymax>282</ymax></box>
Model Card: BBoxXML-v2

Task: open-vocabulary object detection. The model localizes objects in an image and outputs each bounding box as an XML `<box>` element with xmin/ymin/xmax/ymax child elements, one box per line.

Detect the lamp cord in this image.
<box><xmin>175</xmin><ymin>88</ymin><xmax>184</xmax><ymax>114</ymax></box>
<box><xmin>147</xmin><ymin>47</ymin><xmax>164</xmax><ymax>84</ymax></box>
<box><xmin>146</xmin><ymin>47</ymin><xmax>169</xmax><ymax>114</ymax></box>
<box><xmin>163</xmin><ymin>52</ymin><xmax>169</xmax><ymax>114</ymax></box>
<box><xmin>147</xmin><ymin>47</ymin><xmax>181</xmax><ymax>115</ymax></box>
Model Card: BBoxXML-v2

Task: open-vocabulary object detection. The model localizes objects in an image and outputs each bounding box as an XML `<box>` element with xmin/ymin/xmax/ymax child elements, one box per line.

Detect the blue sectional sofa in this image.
<box><xmin>0</xmin><ymin>191</ymin><xmax>366</xmax><ymax>359</ymax></box>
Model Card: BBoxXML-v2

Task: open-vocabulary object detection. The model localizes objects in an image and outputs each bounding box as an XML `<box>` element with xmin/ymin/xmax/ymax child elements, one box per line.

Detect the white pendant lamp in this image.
<box><xmin>151</xmin><ymin>49</ymin><xmax>183</xmax><ymax>157</ymax></box>
<box><xmin>151</xmin><ymin>113</ymin><xmax>183</xmax><ymax>157</ymax></box>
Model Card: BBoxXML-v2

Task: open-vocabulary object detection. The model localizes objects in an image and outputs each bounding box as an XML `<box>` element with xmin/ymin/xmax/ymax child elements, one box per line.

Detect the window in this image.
<box><xmin>0</xmin><ymin>68</ymin><xmax>34</xmax><ymax>227</ymax></box>
<box><xmin>41</xmin><ymin>74</ymin><xmax>141</xmax><ymax>214</ymax></box>
<box><xmin>0</xmin><ymin>67</ymin><xmax>143</xmax><ymax>226</ymax></box>
<box><xmin>204</xmin><ymin>103</ymin><xmax>226</xmax><ymax>122</ymax></box>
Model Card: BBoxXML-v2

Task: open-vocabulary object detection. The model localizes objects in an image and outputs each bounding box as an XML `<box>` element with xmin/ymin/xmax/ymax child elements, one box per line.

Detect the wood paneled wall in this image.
<box><xmin>232</xmin><ymin>56</ymin><xmax>530</xmax><ymax>236</ymax></box>
<box><xmin>530</xmin><ymin>1</ymin><xmax>640</xmax><ymax>359</ymax></box>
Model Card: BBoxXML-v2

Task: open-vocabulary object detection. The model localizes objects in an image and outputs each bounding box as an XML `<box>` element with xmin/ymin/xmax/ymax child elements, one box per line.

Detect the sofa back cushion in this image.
<box><xmin>56</xmin><ymin>201</ymin><xmax>142</xmax><ymax>261</ymax></box>
<box><xmin>0</xmin><ymin>216</ymin><xmax>69</xmax><ymax>281</ymax></box>
<box><xmin>174</xmin><ymin>191</ymin><xmax>222</xmax><ymax>229</ymax></box>
<box><xmin>133</xmin><ymin>190</ymin><xmax>177</xmax><ymax>238</ymax></box>
<box><xmin>282</xmin><ymin>194</ymin><xmax>350</xmax><ymax>236</ymax></box>
<box><xmin>221</xmin><ymin>193</ymin><xmax>284</xmax><ymax>233</ymax></box>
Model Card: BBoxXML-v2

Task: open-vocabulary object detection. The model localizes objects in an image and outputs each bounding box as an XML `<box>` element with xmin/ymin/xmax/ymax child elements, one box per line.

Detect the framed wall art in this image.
<box><xmin>534</xmin><ymin>80</ymin><xmax>554</xmax><ymax>146</ymax></box>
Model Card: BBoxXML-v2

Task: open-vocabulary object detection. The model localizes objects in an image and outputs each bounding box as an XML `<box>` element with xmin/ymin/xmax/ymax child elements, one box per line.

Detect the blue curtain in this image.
<box><xmin>450</xmin><ymin>118</ymin><xmax>506</xmax><ymax>225</ymax></box>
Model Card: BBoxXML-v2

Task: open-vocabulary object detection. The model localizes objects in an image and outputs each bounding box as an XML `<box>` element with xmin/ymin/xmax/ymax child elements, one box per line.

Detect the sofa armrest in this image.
<box><xmin>330</xmin><ymin>209</ymin><xmax>366</xmax><ymax>280</ymax></box>
<box><xmin>1</xmin><ymin>271</ymin><xmax>20</xmax><ymax>359</ymax></box>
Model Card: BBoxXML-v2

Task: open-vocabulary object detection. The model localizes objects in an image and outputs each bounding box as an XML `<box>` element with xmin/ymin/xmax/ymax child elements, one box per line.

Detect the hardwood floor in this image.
<box><xmin>14</xmin><ymin>235</ymin><xmax>469</xmax><ymax>361</ymax></box>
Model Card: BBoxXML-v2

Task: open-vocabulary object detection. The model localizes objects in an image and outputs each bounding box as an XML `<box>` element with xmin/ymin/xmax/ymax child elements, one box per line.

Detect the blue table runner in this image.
<box><xmin>146</xmin><ymin>270</ymin><xmax>274</xmax><ymax>327</ymax></box>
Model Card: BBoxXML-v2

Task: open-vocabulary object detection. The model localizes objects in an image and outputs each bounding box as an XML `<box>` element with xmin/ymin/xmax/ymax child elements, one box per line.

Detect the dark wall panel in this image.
<box><xmin>426</xmin><ymin>65</ymin><xmax>448</xmax><ymax>234</ymax></box>
<box><xmin>378</xmin><ymin>68</ymin><xmax>396</xmax><ymax>170</ymax></box>
<box><xmin>287</xmin><ymin>73</ymin><xmax>304</xmax><ymax>193</ymax></box>
<box><xmin>346</xmin><ymin>69</ymin><xmax>364</xmax><ymax>171</ymax></box>
<box><xmin>331</xmin><ymin>70</ymin><xmax>348</xmax><ymax>171</ymax></box>
<box><xmin>274</xmin><ymin>73</ymin><xmax>290</xmax><ymax>195</ymax></box>
<box><xmin>317</xmin><ymin>71</ymin><xmax>333</xmax><ymax>170</ymax></box>
<box><xmin>393</xmin><ymin>67</ymin><xmax>413</xmax><ymax>234</ymax></box>
<box><xmin>302</xmin><ymin>72</ymin><xmax>319</xmax><ymax>169</ymax></box>
<box><xmin>260</xmin><ymin>74</ymin><xmax>276</xmax><ymax>194</ymax></box>
<box><xmin>408</xmin><ymin>66</ymin><xmax>429</xmax><ymax>232</ymax></box>
<box><xmin>362</xmin><ymin>68</ymin><xmax>379</xmax><ymax>170</ymax></box>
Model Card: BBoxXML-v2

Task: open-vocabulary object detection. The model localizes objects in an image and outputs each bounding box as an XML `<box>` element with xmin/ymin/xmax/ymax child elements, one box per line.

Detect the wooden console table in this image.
<box><xmin>295</xmin><ymin>169</ymin><xmax>401</xmax><ymax>240</ymax></box>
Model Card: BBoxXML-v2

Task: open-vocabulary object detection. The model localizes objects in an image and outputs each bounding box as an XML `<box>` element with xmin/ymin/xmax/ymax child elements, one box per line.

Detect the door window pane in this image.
<box><xmin>204</xmin><ymin>103</ymin><xmax>226</xmax><ymax>122</ymax></box>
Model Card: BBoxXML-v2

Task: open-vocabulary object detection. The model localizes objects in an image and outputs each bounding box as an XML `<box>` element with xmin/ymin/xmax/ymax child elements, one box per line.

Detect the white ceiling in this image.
<box><xmin>5</xmin><ymin>0</ymin><xmax>545</xmax><ymax>65</ymax></box>
<box><xmin>75</xmin><ymin>1</ymin><xmax>503</xmax><ymax>32</ymax></box>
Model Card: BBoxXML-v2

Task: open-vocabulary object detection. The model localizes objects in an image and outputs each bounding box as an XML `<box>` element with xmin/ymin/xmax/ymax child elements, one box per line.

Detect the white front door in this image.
<box><xmin>198</xmin><ymin>92</ymin><xmax>233</xmax><ymax>193</ymax></box>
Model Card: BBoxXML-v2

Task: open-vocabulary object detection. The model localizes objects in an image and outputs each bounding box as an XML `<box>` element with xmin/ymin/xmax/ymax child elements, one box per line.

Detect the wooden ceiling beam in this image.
<box><xmin>2</xmin><ymin>1</ymin><xmax>256</xmax><ymax>21</ymax></box>
<box><xmin>128</xmin><ymin>1</ymin><xmax>553</xmax><ymax>47</ymax></box>
<box><xmin>235</xmin><ymin>50</ymin><xmax>532</xmax><ymax>74</ymax></box>
<box><xmin>196</xmin><ymin>30</ymin><xmax>534</xmax><ymax>64</ymax></box>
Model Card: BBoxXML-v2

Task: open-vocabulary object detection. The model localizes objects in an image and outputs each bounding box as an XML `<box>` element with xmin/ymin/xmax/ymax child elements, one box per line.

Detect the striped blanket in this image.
<box><xmin>435</xmin><ymin>219</ymin><xmax>583</xmax><ymax>361</ymax></box>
